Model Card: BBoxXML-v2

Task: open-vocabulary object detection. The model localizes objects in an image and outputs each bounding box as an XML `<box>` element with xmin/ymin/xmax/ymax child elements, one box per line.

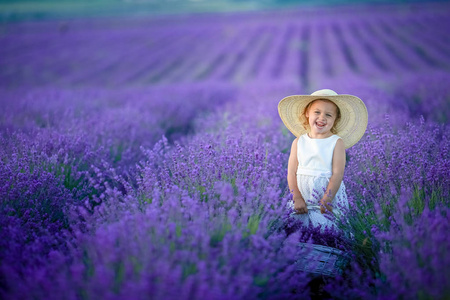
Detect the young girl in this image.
<box><xmin>278</xmin><ymin>89</ymin><xmax>368</xmax><ymax>229</ymax></box>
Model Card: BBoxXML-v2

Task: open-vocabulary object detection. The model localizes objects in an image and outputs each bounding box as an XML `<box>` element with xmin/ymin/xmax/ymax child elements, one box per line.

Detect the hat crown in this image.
<box><xmin>310</xmin><ymin>89</ymin><xmax>338</xmax><ymax>96</ymax></box>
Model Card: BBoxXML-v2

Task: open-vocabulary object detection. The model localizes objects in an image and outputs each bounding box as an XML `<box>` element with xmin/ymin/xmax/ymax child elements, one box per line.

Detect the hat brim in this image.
<box><xmin>278</xmin><ymin>94</ymin><xmax>368</xmax><ymax>149</ymax></box>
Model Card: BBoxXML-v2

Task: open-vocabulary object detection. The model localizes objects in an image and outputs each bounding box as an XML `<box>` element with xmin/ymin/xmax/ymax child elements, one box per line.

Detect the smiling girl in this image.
<box><xmin>278</xmin><ymin>89</ymin><xmax>368</xmax><ymax>228</ymax></box>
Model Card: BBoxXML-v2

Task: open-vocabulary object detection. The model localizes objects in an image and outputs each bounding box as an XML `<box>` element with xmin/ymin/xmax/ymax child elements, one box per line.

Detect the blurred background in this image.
<box><xmin>1</xmin><ymin>0</ymin><xmax>449</xmax><ymax>21</ymax></box>
<box><xmin>2</xmin><ymin>0</ymin><xmax>450</xmax><ymax>92</ymax></box>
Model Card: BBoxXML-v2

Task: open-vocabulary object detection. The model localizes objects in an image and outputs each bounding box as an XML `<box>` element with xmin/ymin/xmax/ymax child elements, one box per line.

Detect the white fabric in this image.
<box><xmin>288</xmin><ymin>134</ymin><xmax>349</xmax><ymax>229</ymax></box>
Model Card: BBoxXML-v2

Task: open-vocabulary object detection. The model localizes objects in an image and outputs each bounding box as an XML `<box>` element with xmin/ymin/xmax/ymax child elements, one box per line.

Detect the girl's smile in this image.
<box><xmin>306</xmin><ymin>99</ymin><xmax>338</xmax><ymax>138</ymax></box>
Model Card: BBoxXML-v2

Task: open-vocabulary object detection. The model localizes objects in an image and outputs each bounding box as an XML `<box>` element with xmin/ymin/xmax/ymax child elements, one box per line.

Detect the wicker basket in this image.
<box><xmin>295</xmin><ymin>243</ymin><xmax>349</xmax><ymax>276</ymax></box>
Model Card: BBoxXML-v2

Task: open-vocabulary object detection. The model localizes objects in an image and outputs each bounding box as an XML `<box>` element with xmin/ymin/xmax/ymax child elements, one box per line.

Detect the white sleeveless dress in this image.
<box><xmin>289</xmin><ymin>134</ymin><xmax>349</xmax><ymax>229</ymax></box>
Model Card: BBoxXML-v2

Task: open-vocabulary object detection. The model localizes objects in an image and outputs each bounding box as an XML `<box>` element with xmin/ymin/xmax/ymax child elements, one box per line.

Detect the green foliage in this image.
<box><xmin>113</xmin><ymin>261</ymin><xmax>125</xmax><ymax>294</ymax></box>
<box><xmin>82</xmin><ymin>249</ymin><xmax>95</xmax><ymax>279</ymax></box>
<box><xmin>182</xmin><ymin>262</ymin><xmax>198</xmax><ymax>280</ymax></box>
<box><xmin>130</xmin><ymin>256</ymin><xmax>143</xmax><ymax>276</ymax></box>
<box><xmin>209</xmin><ymin>221</ymin><xmax>232</xmax><ymax>247</ymax></box>
<box><xmin>246</xmin><ymin>214</ymin><xmax>261</xmax><ymax>236</ymax></box>
<box><xmin>110</xmin><ymin>143</ymin><xmax>124</xmax><ymax>164</ymax></box>
<box><xmin>253</xmin><ymin>275</ymin><xmax>269</xmax><ymax>287</ymax></box>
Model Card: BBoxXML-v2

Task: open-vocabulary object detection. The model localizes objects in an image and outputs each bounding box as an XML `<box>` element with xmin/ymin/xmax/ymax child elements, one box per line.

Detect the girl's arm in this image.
<box><xmin>320</xmin><ymin>138</ymin><xmax>346</xmax><ymax>214</ymax></box>
<box><xmin>287</xmin><ymin>138</ymin><xmax>308</xmax><ymax>214</ymax></box>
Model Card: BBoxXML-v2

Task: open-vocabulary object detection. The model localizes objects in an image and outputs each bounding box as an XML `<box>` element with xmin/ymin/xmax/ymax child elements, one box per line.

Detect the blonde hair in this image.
<box><xmin>300</xmin><ymin>99</ymin><xmax>341</xmax><ymax>134</ymax></box>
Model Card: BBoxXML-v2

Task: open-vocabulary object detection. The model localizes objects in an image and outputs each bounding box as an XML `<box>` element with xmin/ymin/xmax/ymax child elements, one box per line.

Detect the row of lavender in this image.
<box><xmin>1</xmin><ymin>4</ymin><xmax>450</xmax><ymax>88</ymax></box>
<box><xmin>1</xmin><ymin>74</ymin><xmax>449</xmax><ymax>299</ymax></box>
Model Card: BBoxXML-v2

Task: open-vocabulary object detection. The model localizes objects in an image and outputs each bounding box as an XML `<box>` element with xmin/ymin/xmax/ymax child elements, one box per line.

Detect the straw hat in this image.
<box><xmin>278</xmin><ymin>89</ymin><xmax>368</xmax><ymax>149</ymax></box>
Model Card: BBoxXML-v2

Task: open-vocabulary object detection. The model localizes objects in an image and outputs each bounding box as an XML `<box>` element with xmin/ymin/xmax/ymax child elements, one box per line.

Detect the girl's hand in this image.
<box><xmin>294</xmin><ymin>197</ymin><xmax>308</xmax><ymax>214</ymax></box>
<box><xmin>320</xmin><ymin>199</ymin><xmax>333</xmax><ymax>214</ymax></box>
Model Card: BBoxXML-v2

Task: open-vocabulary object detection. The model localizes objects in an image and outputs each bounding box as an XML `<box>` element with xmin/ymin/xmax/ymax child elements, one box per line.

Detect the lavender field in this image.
<box><xmin>1</xmin><ymin>2</ymin><xmax>450</xmax><ymax>299</ymax></box>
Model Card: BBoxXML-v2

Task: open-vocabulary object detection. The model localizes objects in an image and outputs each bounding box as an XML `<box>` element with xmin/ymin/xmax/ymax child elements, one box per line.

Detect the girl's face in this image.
<box><xmin>305</xmin><ymin>100</ymin><xmax>338</xmax><ymax>138</ymax></box>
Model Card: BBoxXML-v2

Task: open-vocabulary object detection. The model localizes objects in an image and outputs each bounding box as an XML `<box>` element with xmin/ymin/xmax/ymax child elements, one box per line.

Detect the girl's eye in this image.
<box><xmin>326</xmin><ymin>114</ymin><xmax>332</xmax><ymax>117</ymax></box>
